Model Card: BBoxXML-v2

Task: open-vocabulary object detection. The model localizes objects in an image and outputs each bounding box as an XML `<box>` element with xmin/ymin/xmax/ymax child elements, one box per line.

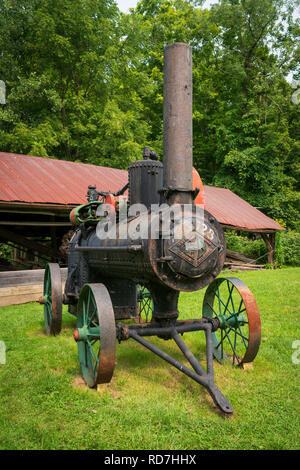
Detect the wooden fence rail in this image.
<box><xmin>0</xmin><ymin>268</ymin><xmax>68</xmax><ymax>307</ymax></box>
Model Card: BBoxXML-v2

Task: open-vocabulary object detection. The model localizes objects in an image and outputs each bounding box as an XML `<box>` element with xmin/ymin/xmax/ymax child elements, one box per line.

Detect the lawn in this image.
<box><xmin>0</xmin><ymin>267</ymin><xmax>299</xmax><ymax>450</ymax></box>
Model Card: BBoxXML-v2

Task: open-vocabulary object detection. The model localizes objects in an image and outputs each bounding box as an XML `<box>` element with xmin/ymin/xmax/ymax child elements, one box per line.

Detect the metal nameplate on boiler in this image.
<box><xmin>168</xmin><ymin>232</ymin><xmax>219</xmax><ymax>268</ymax></box>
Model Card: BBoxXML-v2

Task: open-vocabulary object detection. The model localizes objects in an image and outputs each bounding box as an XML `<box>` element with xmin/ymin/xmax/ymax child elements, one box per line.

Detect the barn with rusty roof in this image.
<box><xmin>0</xmin><ymin>151</ymin><xmax>283</xmax><ymax>270</ymax></box>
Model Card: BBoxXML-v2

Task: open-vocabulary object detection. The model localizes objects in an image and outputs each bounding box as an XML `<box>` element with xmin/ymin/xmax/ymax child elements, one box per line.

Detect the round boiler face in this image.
<box><xmin>165</xmin><ymin>210</ymin><xmax>224</xmax><ymax>279</ymax></box>
<box><xmin>151</xmin><ymin>207</ymin><xmax>226</xmax><ymax>291</ymax></box>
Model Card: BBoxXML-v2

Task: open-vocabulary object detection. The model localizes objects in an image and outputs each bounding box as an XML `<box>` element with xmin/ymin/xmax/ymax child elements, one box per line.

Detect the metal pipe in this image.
<box><xmin>126</xmin><ymin>319</ymin><xmax>208</xmax><ymax>337</ymax></box>
<box><xmin>163</xmin><ymin>43</ymin><xmax>193</xmax><ymax>204</ymax></box>
<box><xmin>205</xmin><ymin>325</ymin><xmax>214</xmax><ymax>376</ymax></box>
<box><xmin>129</xmin><ymin>330</ymin><xmax>209</xmax><ymax>388</ymax></box>
<box><xmin>172</xmin><ymin>329</ymin><xmax>206</xmax><ymax>376</ymax></box>
<box><xmin>129</xmin><ymin>329</ymin><xmax>233</xmax><ymax>414</ymax></box>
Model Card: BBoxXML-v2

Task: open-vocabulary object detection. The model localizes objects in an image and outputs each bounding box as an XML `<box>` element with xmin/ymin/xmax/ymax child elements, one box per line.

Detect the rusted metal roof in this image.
<box><xmin>0</xmin><ymin>152</ymin><xmax>127</xmax><ymax>205</ymax></box>
<box><xmin>203</xmin><ymin>185</ymin><xmax>283</xmax><ymax>232</ymax></box>
<box><xmin>0</xmin><ymin>152</ymin><xmax>283</xmax><ymax>231</ymax></box>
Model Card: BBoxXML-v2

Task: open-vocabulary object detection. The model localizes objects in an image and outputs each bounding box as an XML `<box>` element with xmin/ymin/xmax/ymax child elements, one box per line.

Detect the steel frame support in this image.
<box><xmin>117</xmin><ymin>319</ymin><xmax>233</xmax><ymax>414</ymax></box>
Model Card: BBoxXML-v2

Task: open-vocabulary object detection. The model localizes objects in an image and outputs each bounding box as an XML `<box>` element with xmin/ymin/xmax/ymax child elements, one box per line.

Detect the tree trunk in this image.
<box><xmin>261</xmin><ymin>232</ymin><xmax>276</xmax><ymax>267</ymax></box>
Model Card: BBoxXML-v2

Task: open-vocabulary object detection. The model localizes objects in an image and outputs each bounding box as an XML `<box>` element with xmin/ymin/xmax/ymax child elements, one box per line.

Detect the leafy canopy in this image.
<box><xmin>0</xmin><ymin>0</ymin><xmax>299</xmax><ymax>226</ymax></box>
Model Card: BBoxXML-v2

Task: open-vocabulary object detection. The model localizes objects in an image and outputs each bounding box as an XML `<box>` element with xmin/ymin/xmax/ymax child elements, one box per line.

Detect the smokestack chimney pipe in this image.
<box><xmin>163</xmin><ymin>43</ymin><xmax>193</xmax><ymax>204</ymax></box>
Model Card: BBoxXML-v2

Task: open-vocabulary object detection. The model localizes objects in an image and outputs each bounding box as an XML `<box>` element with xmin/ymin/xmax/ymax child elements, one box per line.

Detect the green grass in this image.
<box><xmin>0</xmin><ymin>267</ymin><xmax>299</xmax><ymax>450</ymax></box>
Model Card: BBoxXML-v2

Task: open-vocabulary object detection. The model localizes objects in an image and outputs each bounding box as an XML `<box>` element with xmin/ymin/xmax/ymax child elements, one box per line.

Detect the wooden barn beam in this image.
<box><xmin>0</xmin><ymin>227</ymin><xmax>59</xmax><ymax>260</ymax></box>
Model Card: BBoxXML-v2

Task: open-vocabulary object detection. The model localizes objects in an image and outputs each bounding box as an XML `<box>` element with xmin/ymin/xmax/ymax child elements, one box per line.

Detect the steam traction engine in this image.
<box><xmin>40</xmin><ymin>43</ymin><xmax>261</xmax><ymax>414</ymax></box>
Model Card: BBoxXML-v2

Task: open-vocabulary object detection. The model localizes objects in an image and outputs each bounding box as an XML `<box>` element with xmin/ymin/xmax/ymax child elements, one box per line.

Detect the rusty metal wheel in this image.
<box><xmin>40</xmin><ymin>263</ymin><xmax>62</xmax><ymax>336</ymax></box>
<box><xmin>74</xmin><ymin>284</ymin><xmax>116</xmax><ymax>387</ymax></box>
<box><xmin>202</xmin><ymin>277</ymin><xmax>261</xmax><ymax>366</ymax></box>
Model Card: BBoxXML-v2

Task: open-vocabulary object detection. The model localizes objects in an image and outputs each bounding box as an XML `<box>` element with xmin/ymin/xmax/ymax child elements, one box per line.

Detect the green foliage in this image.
<box><xmin>224</xmin><ymin>230</ymin><xmax>267</xmax><ymax>262</ymax></box>
<box><xmin>0</xmin><ymin>243</ymin><xmax>12</xmax><ymax>261</ymax></box>
<box><xmin>0</xmin><ymin>0</ymin><xmax>299</xmax><ymax>226</ymax></box>
<box><xmin>132</xmin><ymin>0</ymin><xmax>300</xmax><ymax>227</ymax></box>
<box><xmin>274</xmin><ymin>231</ymin><xmax>285</xmax><ymax>267</ymax></box>
<box><xmin>276</xmin><ymin>230</ymin><xmax>300</xmax><ymax>266</ymax></box>
<box><xmin>206</xmin><ymin>0</ymin><xmax>300</xmax><ymax>227</ymax></box>
<box><xmin>225</xmin><ymin>228</ymin><xmax>300</xmax><ymax>266</ymax></box>
<box><xmin>0</xmin><ymin>0</ymin><xmax>153</xmax><ymax>168</ymax></box>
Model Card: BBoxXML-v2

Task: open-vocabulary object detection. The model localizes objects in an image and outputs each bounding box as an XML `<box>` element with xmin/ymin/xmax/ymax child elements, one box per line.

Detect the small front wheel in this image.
<box><xmin>74</xmin><ymin>284</ymin><xmax>116</xmax><ymax>387</ymax></box>
<box><xmin>203</xmin><ymin>277</ymin><xmax>261</xmax><ymax>366</ymax></box>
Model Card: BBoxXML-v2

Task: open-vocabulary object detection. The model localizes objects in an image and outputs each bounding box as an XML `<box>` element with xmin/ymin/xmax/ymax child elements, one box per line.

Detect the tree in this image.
<box><xmin>124</xmin><ymin>0</ymin><xmax>299</xmax><ymax>226</ymax></box>
<box><xmin>207</xmin><ymin>0</ymin><xmax>300</xmax><ymax>226</ymax></box>
<box><xmin>0</xmin><ymin>0</ymin><xmax>299</xmax><ymax>227</ymax></box>
<box><xmin>133</xmin><ymin>0</ymin><xmax>222</xmax><ymax>174</ymax></box>
<box><xmin>0</xmin><ymin>0</ymin><xmax>153</xmax><ymax>168</ymax></box>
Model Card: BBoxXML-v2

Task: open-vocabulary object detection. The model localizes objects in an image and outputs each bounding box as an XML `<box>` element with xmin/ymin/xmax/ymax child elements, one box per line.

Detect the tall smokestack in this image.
<box><xmin>163</xmin><ymin>43</ymin><xmax>193</xmax><ymax>205</ymax></box>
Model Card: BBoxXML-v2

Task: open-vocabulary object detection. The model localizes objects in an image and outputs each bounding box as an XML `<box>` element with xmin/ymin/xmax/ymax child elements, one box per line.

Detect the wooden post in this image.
<box><xmin>261</xmin><ymin>232</ymin><xmax>276</xmax><ymax>267</ymax></box>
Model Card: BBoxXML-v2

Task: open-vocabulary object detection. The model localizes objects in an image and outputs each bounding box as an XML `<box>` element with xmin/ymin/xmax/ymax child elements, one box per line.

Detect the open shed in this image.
<box><xmin>0</xmin><ymin>152</ymin><xmax>283</xmax><ymax>270</ymax></box>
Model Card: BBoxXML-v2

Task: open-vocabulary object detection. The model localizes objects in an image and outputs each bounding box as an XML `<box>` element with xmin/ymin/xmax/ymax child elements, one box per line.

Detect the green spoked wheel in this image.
<box><xmin>41</xmin><ymin>263</ymin><xmax>62</xmax><ymax>336</ymax></box>
<box><xmin>74</xmin><ymin>284</ymin><xmax>116</xmax><ymax>388</ymax></box>
<box><xmin>203</xmin><ymin>277</ymin><xmax>261</xmax><ymax>366</ymax></box>
<box><xmin>137</xmin><ymin>285</ymin><xmax>154</xmax><ymax>323</ymax></box>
